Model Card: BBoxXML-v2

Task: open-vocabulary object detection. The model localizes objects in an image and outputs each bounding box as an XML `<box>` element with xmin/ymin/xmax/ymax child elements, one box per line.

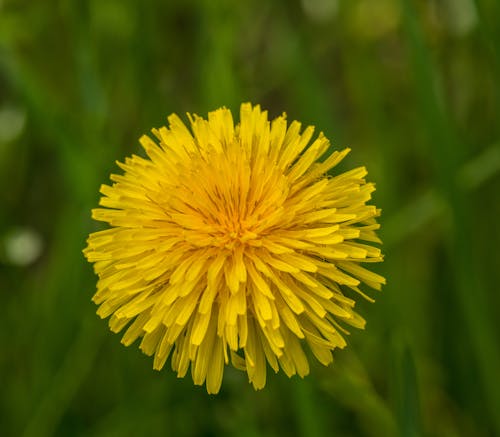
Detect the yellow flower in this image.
<box><xmin>83</xmin><ymin>103</ymin><xmax>385</xmax><ymax>394</ymax></box>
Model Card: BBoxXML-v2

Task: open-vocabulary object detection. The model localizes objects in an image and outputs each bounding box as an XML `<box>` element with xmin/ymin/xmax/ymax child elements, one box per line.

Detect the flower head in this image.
<box><xmin>84</xmin><ymin>103</ymin><xmax>385</xmax><ymax>393</ymax></box>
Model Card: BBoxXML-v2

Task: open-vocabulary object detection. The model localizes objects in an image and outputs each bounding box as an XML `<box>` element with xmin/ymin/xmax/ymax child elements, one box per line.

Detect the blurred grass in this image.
<box><xmin>0</xmin><ymin>0</ymin><xmax>499</xmax><ymax>436</ymax></box>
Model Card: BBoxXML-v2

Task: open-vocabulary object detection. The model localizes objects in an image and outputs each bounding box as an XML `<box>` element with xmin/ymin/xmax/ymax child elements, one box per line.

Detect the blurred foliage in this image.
<box><xmin>1</xmin><ymin>0</ymin><xmax>499</xmax><ymax>436</ymax></box>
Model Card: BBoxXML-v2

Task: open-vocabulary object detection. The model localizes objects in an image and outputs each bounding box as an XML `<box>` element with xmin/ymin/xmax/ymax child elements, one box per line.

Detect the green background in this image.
<box><xmin>1</xmin><ymin>0</ymin><xmax>499</xmax><ymax>436</ymax></box>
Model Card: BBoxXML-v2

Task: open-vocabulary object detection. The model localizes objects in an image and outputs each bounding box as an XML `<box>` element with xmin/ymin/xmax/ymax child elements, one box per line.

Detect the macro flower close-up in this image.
<box><xmin>4</xmin><ymin>2</ymin><xmax>499</xmax><ymax>434</ymax></box>
<box><xmin>83</xmin><ymin>103</ymin><xmax>385</xmax><ymax>394</ymax></box>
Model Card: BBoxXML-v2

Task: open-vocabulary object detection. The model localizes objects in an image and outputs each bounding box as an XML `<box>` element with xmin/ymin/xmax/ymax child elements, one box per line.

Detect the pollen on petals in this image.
<box><xmin>83</xmin><ymin>103</ymin><xmax>385</xmax><ymax>394</ymax></box>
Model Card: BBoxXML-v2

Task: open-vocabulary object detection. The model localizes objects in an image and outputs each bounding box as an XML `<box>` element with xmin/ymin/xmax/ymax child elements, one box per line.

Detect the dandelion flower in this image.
<box><xmin>84</xmin><ymin>103</ymin><xmax>385</xmax><ymax>394</ymax></box>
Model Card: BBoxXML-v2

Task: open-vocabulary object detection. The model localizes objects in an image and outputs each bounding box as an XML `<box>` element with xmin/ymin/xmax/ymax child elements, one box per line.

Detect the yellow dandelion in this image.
<box><xmin>83</xmin><ymin>103</ymin><xmax>385</xmax><ymax>394</ymax></box>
